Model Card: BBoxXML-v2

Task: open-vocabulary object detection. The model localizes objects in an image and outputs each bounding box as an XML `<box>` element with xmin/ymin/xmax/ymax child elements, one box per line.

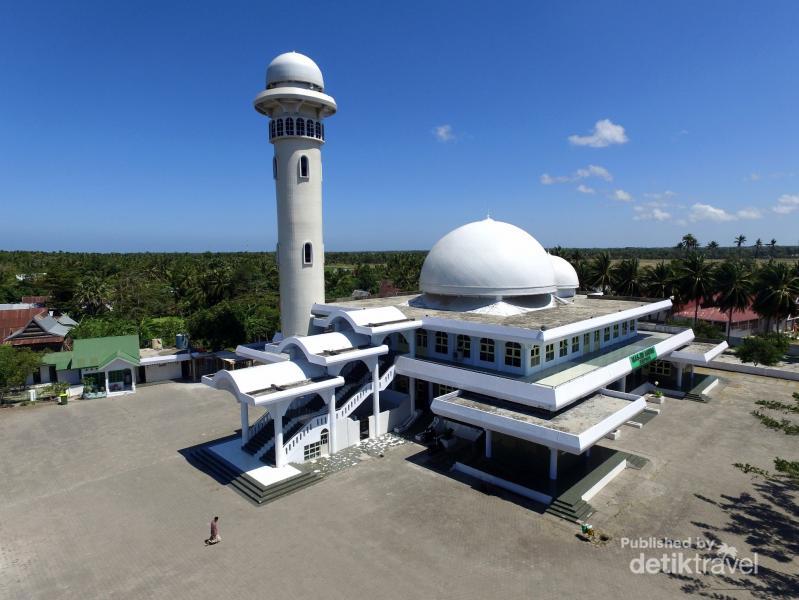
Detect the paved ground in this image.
<box><xmin>0</xmin><ymin>373</ymin><xmax>796</xmax><ymax>600</ymax></box>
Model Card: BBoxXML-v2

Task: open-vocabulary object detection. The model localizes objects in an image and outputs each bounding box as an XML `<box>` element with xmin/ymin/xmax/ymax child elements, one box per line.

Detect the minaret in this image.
<box><xmin>254</xmin><ymin>52</ymin><xmax>337</xmax><ymax>338</ymax></box>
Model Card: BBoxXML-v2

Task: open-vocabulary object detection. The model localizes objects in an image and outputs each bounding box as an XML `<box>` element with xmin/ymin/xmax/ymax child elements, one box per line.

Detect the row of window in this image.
<box><xmin>272</xmin><ymin>155</ymin><xmax>310</xmax><ymax>180</ymax></box>
<box><xmin>269</xmin><ymin>117</ymin><xmax>325</xmax><ymax>140</ymax></box>
<box><xmin>415</xmin><ymin>320</ymin><xmax>637</xmax><ymax>369</ymax></box>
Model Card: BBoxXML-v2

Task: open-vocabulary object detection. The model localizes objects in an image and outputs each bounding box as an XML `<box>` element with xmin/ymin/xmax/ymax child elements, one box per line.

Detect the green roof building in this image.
<box><xmin>42</xmin><ymin>335</ymin><xmax>141</xmax><ymax>396</ymax></box>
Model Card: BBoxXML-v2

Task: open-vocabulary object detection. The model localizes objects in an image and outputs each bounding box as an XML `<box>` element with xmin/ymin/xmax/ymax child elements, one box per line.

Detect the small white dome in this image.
<box><xmin>266</xmin><ymin>52</ymin><xmax>324</xmax><ymax>90</ymax></box>
<box><xmin>549</xmin><ymin>254</ymin><xmax>579</xmax><ymax>290</ymax></box>
<box><xmin>420</xmin><ymin>218</ymin><xmax>557</xmax><ymax>297</ymax></box>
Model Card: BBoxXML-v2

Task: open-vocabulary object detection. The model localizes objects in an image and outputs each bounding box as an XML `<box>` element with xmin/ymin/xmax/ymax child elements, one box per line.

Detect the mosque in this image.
<box><xmin>202</xmin><ymin>52</ymin><xmax>727</xmax><ymax>509</ymax></box>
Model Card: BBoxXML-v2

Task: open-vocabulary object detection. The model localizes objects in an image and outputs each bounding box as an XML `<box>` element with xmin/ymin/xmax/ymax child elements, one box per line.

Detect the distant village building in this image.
<box><xmin>0</xmin><ymin>300</ymin><xmax>76</xmax><ymax>352</ymax></box>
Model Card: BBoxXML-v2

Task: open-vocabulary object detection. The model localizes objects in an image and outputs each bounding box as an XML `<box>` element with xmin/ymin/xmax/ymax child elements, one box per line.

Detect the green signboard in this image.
<box><xmin>629</xmin><ymin>346</ymin><xmax>657</xmax><ymax>369</ymax></box>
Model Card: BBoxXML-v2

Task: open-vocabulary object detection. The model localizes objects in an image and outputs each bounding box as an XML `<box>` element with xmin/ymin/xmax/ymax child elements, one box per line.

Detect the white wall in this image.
<box><xmin>144</xmin><ymin>361</ymin><xmax>182</xmax><ymax>383</ymax></box>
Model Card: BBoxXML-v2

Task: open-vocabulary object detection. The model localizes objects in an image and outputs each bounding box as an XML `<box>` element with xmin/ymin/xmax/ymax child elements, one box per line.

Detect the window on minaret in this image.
<box><xmin>285</xmin><ymin>117</ymin><xmax>294</xmax><ymax>136</ymax></box>
<box><xmin>315</xmin><ymin>122</ymin><xmax>322</xmax><ymax>138</ymax></box>
<box><xmin>300</xmin><ymin>156</ymin><xmax>309</xmax><ymax>178</ymax></box>
<box><xmin>504</xmin><ymin>342</ymin><xmax>521</xmax><ymax>367</ymax></box>
<box><xmin>296</xmin><ymin>118</ymin><xmax>305</xmax><ymax>136</ymax></box>
<box><xmin>276</xmin><ymin>119</ymin><xmax>284</xmax><ymax>136</ymax></box>
<box><xmin>479</xmin><ymin>338</ymin><xmax>494</xmax><ymax>363</ymax></box>
<box><xmin>456</xmin><ymin>335</ymin><xmax>471</xmax><ymax>359</ymax></box>
<box><xmin>269</xmin><ymin>121</ymin><xmax>275</xmax><ymax>139</ymax></box>
<box><xmin>303</xmin><ymin>242</ymin><xmax>313</xmax><ymax>265</ymax></box>
<box><xmin>306</xmin><ymin>119</ymin><xmax>314</xmax><ymax>137</ymax></box>
<box><xmin>434</xmin><ymin>332</ymin><xmax>448</xmax><ymax>354</ymax></box>
<box><xmin>272</xmin><ymin>157</ymin><xmax>277</xmax><ymax>180</ymax></box>
<box><xmin>320</xmin><ymin>123</ymin><xmax>325</xmax><ymax>140</ymax></box>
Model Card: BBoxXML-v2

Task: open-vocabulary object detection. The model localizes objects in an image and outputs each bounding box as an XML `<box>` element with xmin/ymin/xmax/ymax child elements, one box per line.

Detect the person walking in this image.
<box><xmin>205</xmin><ymin>516</ymin><xmax>221</xmax><ymax>545</ymax></box>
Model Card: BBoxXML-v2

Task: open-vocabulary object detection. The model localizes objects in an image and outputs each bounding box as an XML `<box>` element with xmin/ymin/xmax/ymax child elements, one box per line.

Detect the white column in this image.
<box><xmin>371</xmin><ymin>359</ymin><xmax>380</xmax><ymax>439</ymax></box>
<box><xmin>617</xmin><ymin>376</ymin><xmax>626</xmax><ymax>393</ymax></box>
<box><xmin>240</xmin><ymin>401</ymin><xmax>249</xmax><ymax>444</ymax></box>
<box><xmin>675</xmin><ymin>364</ymin><xmax>683</xmax><ymax>388</ymax></box>
<box><xmin>104</xmin><ymin>371</ymin><xmax>109</xmax><ymax>394</ymax></box>
<box><xmin>274</xmin><ymin>411</ymin><xmax>285</xmax><ymax>468</ymax></box>
<box><xmin>549</xmin><ymin>448</ymin><xmax>558</xmax><ymax>480</ymax></box>
<box><xmin>409</xmin><ymin>376</ymin><xmax>416</xmax><ymax>414</ymax></box>
<box><xmin>409</xmin><ymin>331</ymin><xmax>416</xmax><ymax>358</ymax></box>
<box><xmin>327</xmin><ymin>390</ymin><xmax>336</xmax><ymax>453</ymax></box>
<box><xmin>130</xmin><ymin>369</ymin><xmax>136</xmax><ymax>392</ymax></box>
<box><xmin>485</xmin><ymin>430</ymin><xmax>493</xmax><ymax>458</ymax></box>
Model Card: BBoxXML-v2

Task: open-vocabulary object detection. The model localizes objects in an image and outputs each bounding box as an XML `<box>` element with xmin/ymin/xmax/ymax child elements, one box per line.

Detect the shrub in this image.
<box><xmin>735</xmin><ymin>333</ymin><xmax>790</xmax><ymax>366</ymax></box>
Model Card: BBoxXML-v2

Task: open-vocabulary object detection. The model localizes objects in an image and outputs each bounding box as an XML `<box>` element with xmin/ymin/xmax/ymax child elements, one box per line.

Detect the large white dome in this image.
<box><xmin>549</xmin><ymin>254</ymin><xmax>579</xmax><ymax>290</ymax></box>
<box><xmin>266</xmin><ymin>52</ymin><xmax>325</xmax><ymax>90</ymax></box>
<box><xmin>420</xmin><ymin>218</ymin><xmax>557</xmax><ymax>297</ymax></box>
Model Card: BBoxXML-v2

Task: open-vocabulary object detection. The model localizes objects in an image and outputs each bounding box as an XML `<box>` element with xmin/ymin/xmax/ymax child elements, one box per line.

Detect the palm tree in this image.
<box><xmin>715</xmin><ymin>260</ymin><xmax>753</xmax><ymax>341</ymax></box>
<box><xmin>734</xmin><ymin>234</ymin><xmax>747</xmax><ymax>256</ymax></box>
<box><xmin>549</xmin><ymin>245</ymin><xmax>565</xmax><ymax>257</ymax></box>
<box><xmin>679</xmin><ymin>233</ymin><xmax>699</xmax><ymax>252</ymax></box>
<box><xmin>641</xmin><ymin>261</ymin><xmax>674</xmax><ymax>299</ymax></box>
<box><xmin>588</xmin><ymin>251</ymin><xmax>613</xmax><ymax>293</ymax></box>
<box><xmin>706</xmin><ymin>240</ymin><xmax>719</xmax><ymax>258</ymax></box>
<box><xmin>754</xmin><ymin>238</ymin><xmax>763</xmax><ymax>259</ymax></box>
<box><xmin>611</xmin><ymin>258</ymin><xmax>641</xmax><ymax>296</ymax></box>
<box><xmin>752</xmin><ymin>262</ymin><xmax>799</xmax><ymax>332</ymax></box>
<box><xmin>768</xmin><ymin>238</ymin><xmax>777</xmax><ymax>257</ymax></box>
<box><xmin>676</xmin><ymin>252</ymin><xmax>716</xmax><ymax>324</ymax></box>
<box><xmin>73</xmin><ymin>275</ymin><xmax>112</xmax><ymax>316</ymax></box>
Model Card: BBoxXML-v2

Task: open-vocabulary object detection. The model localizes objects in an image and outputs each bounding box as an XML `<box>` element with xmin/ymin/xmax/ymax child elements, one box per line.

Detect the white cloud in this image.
<box><xmin>745</xmin><ymin>172</ymin><xmax>762</xmax><ymax>182</ymax></box>
<box><xmin>736</xmin><ymin>208</ymin><xmax>762</xmax><ymax>220</ymax></box>
<box><xmin>773</xmin><ymin>193</ymin><xmax>799</xmax><ymax>214</ymax></box>
<box><xmin>576</xmin><ymin>184</ymin><xmax>595</xmax><ymax>194</ymax></box>
<box><xmin>568</xmin><ymin>119</ymin><xmax>629</xmax><ymax>148</ymax></box>
<box><xmin>613</xmin><ymin>189</ymin><xmax>633</xmax><ymax>202</ymax></box>
<box><xmin>644</xmin><ymin>190</ymin><xmax>676</xmax><ymax>201</ymax></box>
<box><xmin>689</xmin><ymin>203</ymin><xmax>736</xmax><ymax>222</ymax></box>
<box><xmin>540</xmin><ymin>164</ymin><xmax>612</xmax><ymax>185</ymax></box>
<box><xmin>433</xmin><ymin>124</ymin><xmax>455</xmax><ymax>142</ymax></box>
<box><xmin>633</xmin><ymin>206</ymin><xmax>671</xmax><ymax>221</ymax></box>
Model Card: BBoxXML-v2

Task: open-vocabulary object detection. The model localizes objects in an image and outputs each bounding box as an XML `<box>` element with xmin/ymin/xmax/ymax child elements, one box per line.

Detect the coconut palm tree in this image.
<box><xmin>768</xmin><ymin>238</ymin><xmax>777</xmax><ymax>257</ymax></box>
<box><xmin>675</xmin><ymin>252</ymin><xmax>716</xmax><ymax>324</ymax></box>
<box><xmin>715</xmin><ymin>260</ymin><xmax>754</xmax><ymax>341</ymax></box>
<box><xmin>734</xmin><ymin>234</ymin><xmax>747</xmax><ymax>256</ymax></box>
<box><xmin>587</xmin><ymin>251</ymin><xmax>613</xmax><ymax>293</ymax></box>
<box><xmin>641</xmin><ymin>261</ymin><xmax>674</xmax><ymax>299</ymax></box>
<box><xmin>73</xmin><ymin>275</ymin><xmax>112</xmax><ymax>316</ymax></box>
<box><xmin>752</xmin><ymin>262</ymin><xmax>799</xmax><ymax>332</ymax></box>
<box><xmin>611</xmin><ymin>258</ymin><xmax>641</xmax><ymax>296</ymax></box>
<box><xmin>679</xmin><ymin>233</ymin><xmax>699</xmax><ymax>252</ymax></box>
<box><xmin>754</xmin><ymin>238</ymin><xmax>763</xmax><ymax>259</ymax></box>
<box><xmin>706</xmin><ymin>240</ymin><xmax>719</xmax><ymax>258</ymax></box>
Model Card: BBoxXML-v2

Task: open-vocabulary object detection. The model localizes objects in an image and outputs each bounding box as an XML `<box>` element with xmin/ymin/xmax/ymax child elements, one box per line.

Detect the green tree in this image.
<box><xmin>752</xmin><ymin>262</ymin><xmax>799</xmax><ymax>332</ymax></box>
<box><xmin>675</xmin><ymin>252</ymin><xmax>716</xmax><ymax>324</ymax></box>
<box><xmin>73</xmin><ymin>275</ymin><xmax>112</xmax><ymax>316</ymax></box>
<box><xmin>734</xmin><ymin>234</ymin><xmax>747</xmax><ymax>255</ymax></box>
<box><xmin>754</xmin><ymin>238</ymin><xmax>763</xmax><ymax>259</ymax></box>
<box><xmin>714</xmin><ymin>260</ymin><xmax>753</xmax><ymax>342</ymax></box>
<box><xmin>611</xmin><ymin>258</ymin><xmax>641</xmax><ymax>296</ymax></box>
<box><xmin>0</xmin><ymin>345</ymin><xmax>41</xmax><ymax>402</ymax></box>
<box><xmin>641</xmin><ymin>261</ymin><xmax>674</xmax><ymax>299</ymax></box>
<box><xmin>588</xmin><ymin>251</ymin><xmax>613</xmax><ymax>293</ymax></box>
<box><xmin>706</xmin><ymin>240</ymin><xmax>719</xmax><ymax>258</ymax></box>
<box><xmin>735</xmin><ymin>333</ymin><xmax>789</xmax><ymax>366</ymax></box>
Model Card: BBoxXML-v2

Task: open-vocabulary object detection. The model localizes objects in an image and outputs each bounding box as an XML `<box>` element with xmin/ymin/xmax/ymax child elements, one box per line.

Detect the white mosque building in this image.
<box><xmin>202</xmin><ymin>52</ymin><xmax>727</xmax><ymax>511</ymax></box>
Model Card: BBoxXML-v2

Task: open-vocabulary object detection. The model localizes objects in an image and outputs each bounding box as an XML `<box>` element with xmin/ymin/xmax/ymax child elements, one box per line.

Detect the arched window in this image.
<box><xmin>315</xmin><ymin>121</ymin><xmax>322</xmax><ymax>138</ymax></box>
<box><xmin>303</xmin><ymin>242</ymin><xmax>313</xmax><ymax>265</ymax></box>
<box><xmin>269</xmin><ymin>120</ymin><xmax>275</xmax><ymax>139</ymax></box>
<box><xmin>285</xmin><ymin>117</ymin><xmax>294</xmax><ymax>136</ymax></box>
<box><xmin>276</xmin><ymin>119</ymin><xmax>284</xmax><ymax>136</ymax></box>
<box><xmin>296</xmin><ymin>118</ymin><xmax>305</xmax><ymax>136</ymax></box>
<box><xmin>306</xmin><ymin>119</ymin><xmax>314</xmax><ymax>137</ymax></box>
<box><xmin>299</xmin><ymin>155</ymin><xmax>309</xmax><ymax>178</ymax></box>
<box><xmin>272</xmin><ymin>157</ymin><xmax>277</xmax><ymax>180</ymax></box>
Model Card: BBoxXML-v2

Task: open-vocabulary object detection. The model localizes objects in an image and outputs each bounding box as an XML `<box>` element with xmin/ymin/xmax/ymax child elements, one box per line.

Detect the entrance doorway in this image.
<box><xmin>320</xmin><ymin>428</ymin><xmax>329</xmax><ymax>454</ymax></box>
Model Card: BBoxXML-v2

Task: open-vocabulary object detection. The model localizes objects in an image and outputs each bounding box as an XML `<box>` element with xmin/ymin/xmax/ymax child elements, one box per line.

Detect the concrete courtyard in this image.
<box><xmin>0</xmin><ymin>371</ymin><xmax>796</xmax><ymax>600</ymax></box>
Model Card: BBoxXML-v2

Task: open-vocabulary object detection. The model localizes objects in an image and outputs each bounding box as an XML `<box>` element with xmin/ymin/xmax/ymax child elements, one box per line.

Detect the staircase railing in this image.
<box><xmin>248</xmin><ymin>408</ymin><xmax>272</xmax><ymax>439</ymax></box>
<box><xmin>283</xmin><ymin>413</ymin><xmax>329</xmax><ymax>457</ymax></box>
<box><xmin>335</xmin><ymin>364</ymin><xmax>396</xmax><ymax>420</ymax></box>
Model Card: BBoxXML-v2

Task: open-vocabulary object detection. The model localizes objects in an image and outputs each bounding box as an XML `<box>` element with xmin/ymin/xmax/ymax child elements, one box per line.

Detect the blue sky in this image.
<box><xmin>1</xmin><ymin>1</ymin><xmax>798</xmax><ymax>251</ymax></box>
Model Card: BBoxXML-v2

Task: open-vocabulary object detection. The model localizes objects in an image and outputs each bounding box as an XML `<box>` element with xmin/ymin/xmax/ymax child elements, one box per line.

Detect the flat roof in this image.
<box><xmin>447</xmin><ymin>391</ymin><xmax>631</xmax><ymax>435</ymax></box>
<box><xmin>325</xmin><ymin>294</ymin><xmax>663</xmax><ymax>331</ymax></box>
